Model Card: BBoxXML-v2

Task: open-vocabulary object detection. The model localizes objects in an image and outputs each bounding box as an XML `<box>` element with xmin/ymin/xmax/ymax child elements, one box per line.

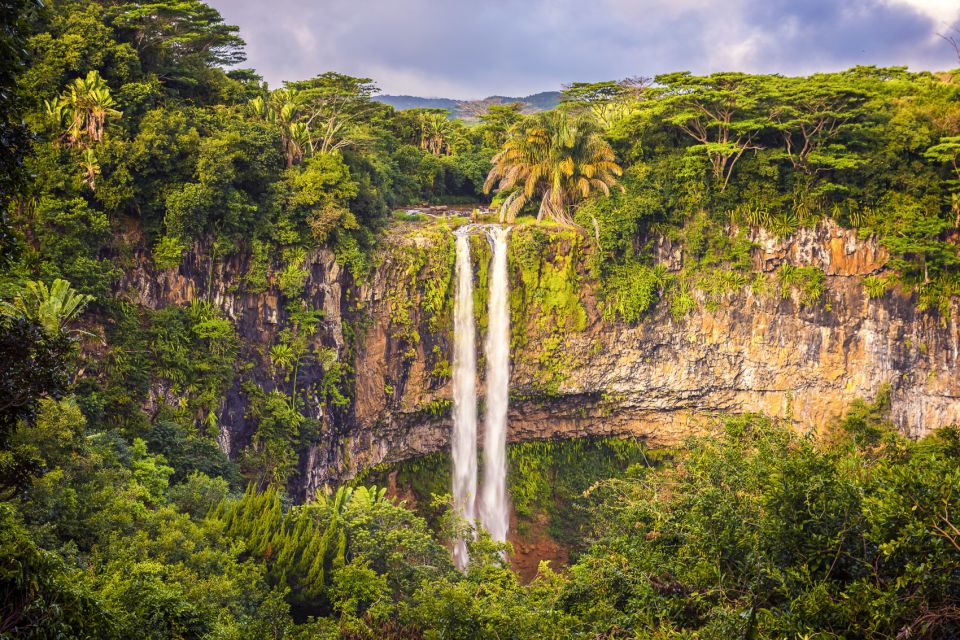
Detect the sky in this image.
<box><xmin>206</xmin><ymin>0</ymin><xmax>960</xmax><ymax>99</ymax></box>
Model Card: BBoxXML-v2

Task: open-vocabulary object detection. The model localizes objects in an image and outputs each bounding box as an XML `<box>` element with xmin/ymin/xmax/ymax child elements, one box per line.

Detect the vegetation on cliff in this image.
<box><xmin>1</xmin><ymin>1</ymin><xmax>959</xmax><ymax>638</ymax></box>
<box><xmin>5</xmin><ymin>292</ymin><xmax>960</xmax><ymax>638</ymax></box>
<box><xmin>569</xmin><ymin>71</ymin><xmax>960</xmax><ymax>319</ymax></box>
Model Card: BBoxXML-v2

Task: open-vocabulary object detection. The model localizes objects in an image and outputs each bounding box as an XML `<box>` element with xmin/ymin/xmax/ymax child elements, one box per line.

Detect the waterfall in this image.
<box><xmin>450</xmin><ymin>224</ymin><xmax>511</xmax><ymax>569</ymax></box>
<box><xmin>451</xmin><ymin>232</ymin><xmax>478</xmax><ymax>570</ymax></box>
<box><xmin>479</xmin><ymin>225</ymin><xmax>510</xmax><ymax>544</ymax></box>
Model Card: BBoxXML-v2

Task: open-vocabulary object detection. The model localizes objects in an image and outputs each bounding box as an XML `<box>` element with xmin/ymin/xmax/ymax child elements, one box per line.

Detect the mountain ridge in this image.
<box><xmin>373</xmin><ymin>91</ymin><xmax>562</xmax><ymax>119</ymax></box>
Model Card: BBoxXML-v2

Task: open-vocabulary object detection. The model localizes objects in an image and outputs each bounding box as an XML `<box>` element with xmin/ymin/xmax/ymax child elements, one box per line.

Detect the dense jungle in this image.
<box><xmin>2</xmin><ymin>1</ymin><xmax>960</xmax><ymax>638</ymax></box>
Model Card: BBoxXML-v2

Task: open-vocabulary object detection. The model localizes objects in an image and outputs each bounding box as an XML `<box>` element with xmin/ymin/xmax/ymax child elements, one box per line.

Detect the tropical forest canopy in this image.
<box><xmin>2</xmin><ymin>0</ymin><xmax>960</xmax><ymax>638</ymax></box>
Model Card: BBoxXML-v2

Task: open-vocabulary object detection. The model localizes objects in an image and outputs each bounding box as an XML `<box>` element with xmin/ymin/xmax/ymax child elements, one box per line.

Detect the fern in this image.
<box><xmin>767</xmin><ymin>210</ymin><xmax>798</xmax><ymax>238</ymax></box>
<box><xmin>863</xmin><ymin>275</ymin><xmax>890</xmax><ymax>299</ymax></box>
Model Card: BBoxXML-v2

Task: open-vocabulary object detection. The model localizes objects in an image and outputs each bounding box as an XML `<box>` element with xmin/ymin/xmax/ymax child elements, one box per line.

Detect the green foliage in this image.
<box><xmin>507</xmin><ymin>438</ymin><xmax>653</xmax><ymax>546</ymax></box>
<box><xmin>147</xmin><ymin>301</ymin><xmax>239</xmax><ymax>421</ymax></box>
<box><xmin>485</xmin><ymin>110</ymin><xmax>623</xmax><ymax>224</ymax></box>
<box><xmin>277</xmin><ymin>253</ymin><xmax>309</xmax><ymax>299</ymax></box>
<box><xmin>668</xmin><ymin>282</ymin><xmax>696</xmax><ymax>320</ymax></box>
<box><xmin>777</xmin><ymin>264</ymin><xmax>826</xmax><ymax>305</ymax></box>
<box><xmin>563</xmin><ymin>403</ymin><xmax>960</xmax><ymax>639</ymax></box>
<box><xmin>44</xmin><ymin>70</ymin><xmax>122</xmax><ymax>150</ymax></box>
<box><xmin>1</xmin><ymin>278</ymin><xmax>93</xmax><ymax>336</ymax></box>
<box><xmin>0</xmin><ymin>0</ymin><xmax>41</xmax><ymax>250</ymax></box>
<box><xmin>0</xmin><ymin>281</ymin><xmax>81</xmax><ymax>498</ymax></box>
<box><xmin>512</xmin><ymin>227</ymin><xmax>588</xmax><ymax>331</ymax></box>
<box><xmin>383</xmin><ymin>229</ymin><xmax>457</xmax><ymax>367</ymax></box>
<box><xmin>372</xmin><ymin>437</ymin><xmax>653</xmax><ymax>550</ymax></box>
<box><xmin>151</xmin><ymin>234</ymin><xmax>186</xmax><ymax>269</ymax></box>
<box><xmin>5</xmin><ymin>332</ymin><xmax>960</xmax><ymax>640</ymax></box>
<box><xmin>15</xmin><ymin>195</ymin><xmax>116</xmax><ymax>295</ymax></box>
<box><xmin>601</xmin><ymin>263</ymin><xmax>668</xmax><ymax>322</ymax></box>
<box><xmin>146</xmin><ymin>420</ymin><xmax>238</xmax><ymax>485</ymax></box>
<box><xmin>506</xmin><ymin>226</ymin><xmax>589</xmax><ymax>393</ymax></box>
<box><xmin>0</xmin><ymin>502</ymin><xmax>113</xmax><ymax>638</ymax></box>
<box><xmin>242</xmin><ymin>387</ymin><xmax>305</xmax><ymax>487</ymax></box>
<box><xmin>582</xmin><ymin>68</ymin><xmax>960</xmax><ymax>318</ymax></box>
<box><xmin>243</xmin><ymin>238</ymin><xmax>271</xmax><ymax>292</ymax></box>
<box><xmin>216</xmin><ymin>483</ymin><xmax>452</xmax><ymax>616</ymax></box>
<box><xmin>863</xmin><ymin>274</ymin><xmax>891</xmax><ymax>299</ymax></box>
<box><xmin>6</xmin><ymin>3</ymin><xmax>960</xmax><ymax>637</ymax></box>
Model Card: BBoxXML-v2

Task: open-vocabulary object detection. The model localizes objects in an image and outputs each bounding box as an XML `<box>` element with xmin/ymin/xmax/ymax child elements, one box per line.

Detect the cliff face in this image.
<box><xmin>119</xmin><ymin>220</ymin><xmax>960</xmax><ymax>498</ymax></box>
<box><xmin>119</xmin><ymin>236</ymin><xmax>348</xmax><ymax>467</ymax></box>
<box><xmin>330</xmin><ymin>220</ymin><xmax>958</xmax><ymax>494</ymax></box>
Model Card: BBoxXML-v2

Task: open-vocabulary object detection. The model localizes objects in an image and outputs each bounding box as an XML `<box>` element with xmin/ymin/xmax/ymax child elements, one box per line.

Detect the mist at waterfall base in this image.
<box><xmin>450</xmin><ymin>225</ymin><xmax>511</xmax><ymax>570</ymax></box>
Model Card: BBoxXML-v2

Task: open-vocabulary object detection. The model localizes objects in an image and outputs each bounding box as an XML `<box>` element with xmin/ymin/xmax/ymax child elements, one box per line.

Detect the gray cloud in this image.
<box><xmin>207</xmin><ymin>0</ymin><xmax>960</xmax><ymax>98</ymax></box>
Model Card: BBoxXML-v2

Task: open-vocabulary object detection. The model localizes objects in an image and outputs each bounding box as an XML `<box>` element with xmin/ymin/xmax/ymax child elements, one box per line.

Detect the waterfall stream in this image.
<box><xmin>450</xmin><ymin>224</ymin><xmax>511</xmax><ymax>569</ymax></box>
<box><xmin>479</xmin><ymin>225</ymin><xmax>510</xmax><ymax>544</ymax></box>
<box><xmin>451</xmin><ymin>232</ymin><xmax>478</xmax><ymax>570</ymax></box>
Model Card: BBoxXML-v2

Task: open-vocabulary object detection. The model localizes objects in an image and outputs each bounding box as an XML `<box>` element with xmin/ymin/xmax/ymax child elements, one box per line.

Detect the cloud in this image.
<box><xmin>207</xmin><ymin>0</ymin><xmax>960</xmax><ymax>98</ymax></box>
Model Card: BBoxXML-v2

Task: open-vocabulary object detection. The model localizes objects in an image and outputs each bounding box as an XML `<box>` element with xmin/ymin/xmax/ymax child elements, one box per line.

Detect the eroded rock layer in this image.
<box><xmin>119</xmin><ymin>221</ymin><xmax>960</xmax><ymax>498</ymax></box>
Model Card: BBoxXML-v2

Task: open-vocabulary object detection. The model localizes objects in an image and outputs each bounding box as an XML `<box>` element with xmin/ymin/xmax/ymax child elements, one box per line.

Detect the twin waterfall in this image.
<box><xmin>451</xmin><ymin>225</ymin><xmax>511</xmax><ymax>570</ymax></box>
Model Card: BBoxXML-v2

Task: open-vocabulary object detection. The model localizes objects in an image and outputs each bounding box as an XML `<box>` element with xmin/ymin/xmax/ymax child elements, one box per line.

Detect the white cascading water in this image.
<box><xmin>479</xmin><ymin>225</ymin><xmax>510</xmax><ymax>544</ymax></box>
<box><xmin>451</xmin><ymin>232</ymin><xmax>478</xmax><ymax>570</ymax></box>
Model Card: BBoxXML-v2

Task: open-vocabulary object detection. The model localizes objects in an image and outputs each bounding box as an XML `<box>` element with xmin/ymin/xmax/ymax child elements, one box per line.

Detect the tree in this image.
<box><xmin>286</xmin><ymin>73</ymin><xmax>380</xmax><ymax>155</ymax></box>
<box><xmin>79</xmin><ymin>148</ymin><xmax>101</xmax><ymax>191</ymax></box>
<box><xmin>418</xmin><ymin>111</ymin><xmax>452</xmax><ymax>156</ymax></box>
<box><xmin>656</xmin><ymin>71</ymin><xmax>772</xmax><ymax>192</ymax></box>
<box><xmin>879</xmin><ymin>195</ymin><xmax>960</xmax><ymax>287</ymax></box>
<box><xmin>925</xmin><ymin>135</ymin><xmax>960</xmax><ymax>228</ymax></box>
<box><xmin>769</xmin><ymin>73</ymin><xmax>872</xmax><ymax>176</ymax></box>
<box><xmin>0</xmin><ymin>279</ymin><xmax>87</xmax><ymax>498</ymax></box>
<box><xmin>45</xmin><ymin>70</ymin><xmax>122</xmax><ymax>149</ymax></box>
<box><xmin>0</xmin><ymin>0</ymin><xmax>45</xmax><ymax>269</ymax></box>
<box><xmin>242</xmin><ymin>389</ymin><xmax>304</xmax><ymax>488</ymax></box>
<box><xmin>0</xmin><ymin>503</ymin><xmax>113</xmax><ymax>638</ymax></box>
<box><xmin>561</xmin><ymin>77</ymin><xmax>650</xmax><ymax>127</ymax></box>
<box><xmin>0</xmin><ymin>317</ymin><xmax>72</xmax><ymax>497</ymax></box>
<box><xmin>484</xmin><ymin>110</ymin><xmax>623</xmax><ymax>225</ymax></box>
<box><xmin>252</xmin><ymin>74</ymin><xmax>380</xmax><ymax>165</ymax></box>
<box><xmin>250</xmin><ymin>88</ymin><xmax>307</xmax><ymax>167</ymax></box>
<box><xmin>1</xmin><ymin>279</ymin><xmax>93</xmax><ymax>336</ymax></box>
<box><xmin>478</xmin><ymin>103</ymin><xmax>524</xmax><ymax>149</ymax></box>
<box><xmin>109</xmin><ymin>0</ymin><xmax>245</xmax><ymax>92</ymax></box>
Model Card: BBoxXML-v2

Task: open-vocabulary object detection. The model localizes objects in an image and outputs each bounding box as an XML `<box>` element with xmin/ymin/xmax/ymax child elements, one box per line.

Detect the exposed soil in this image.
<box><xmin>508</xmin><ymin>509</ymin><xmax>570</xmax><ymax>584</ymax></box>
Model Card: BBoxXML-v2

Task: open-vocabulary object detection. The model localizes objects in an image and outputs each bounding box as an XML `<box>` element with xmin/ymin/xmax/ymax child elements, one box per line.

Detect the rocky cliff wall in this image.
<box><xmin>118</xmin><ymin>220</ymin><xmax>960</xmax><ymax>499</ymax></box>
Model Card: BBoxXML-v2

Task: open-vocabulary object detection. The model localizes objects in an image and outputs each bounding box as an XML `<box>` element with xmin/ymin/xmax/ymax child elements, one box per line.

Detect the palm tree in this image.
<box><xmin>79</xmin><ymin>148</ymin><xmax>100</xmax><ymax>191</ymax></box>
<box><xmin>483</xmin><ymin>111</ymin><xmax>623</xmax><ymax>225</ymax></box>
<box><xmin>45</xmin><ymin>71</ymin><xmax>121</xmax><ymax>148</ymax></box>
<box><xmin>250</xmin><ymin>89</ymin><xmax>306</xmax><ymax>167</ymax></box>
<box><xmin>285</xmin><ymin>122</ymin><xmax>310</xmax><ymax>166</ymax></box>
<box><xmin>1</xmin><ymin>279</ymin><xmax>93</xmax><ymax>336</ymax></box>
<box><xmin>419</xmin><ymin>112</ymin><xmax>451</xmax><ymax>156</ymax></box>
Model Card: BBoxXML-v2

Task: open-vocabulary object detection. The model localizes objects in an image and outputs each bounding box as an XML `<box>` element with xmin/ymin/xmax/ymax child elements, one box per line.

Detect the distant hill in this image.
<box><xmin>486</xmin><ymin>92</ymin><xmax>562</xmax><ymax>111</ymax></box>
<box><xmin>372</xmin><ymin>95</ymin><xmax>461</xmax><ymax>111</ymax></box>
<box><xmin>373</xmin><ymin>91</ymin><xmax>562</xmax><ymax>120</ymax></box>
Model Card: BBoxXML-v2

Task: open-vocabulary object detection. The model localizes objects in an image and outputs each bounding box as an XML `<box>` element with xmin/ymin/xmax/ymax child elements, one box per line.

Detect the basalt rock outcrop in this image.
<box><xmin>118</xmin><ymin>220</ymin><xmax>960</xmax><ymax>499</ymax></box>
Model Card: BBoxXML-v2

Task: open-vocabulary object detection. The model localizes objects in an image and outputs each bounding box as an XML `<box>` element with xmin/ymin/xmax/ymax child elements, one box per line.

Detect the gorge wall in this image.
<box><xmin>118</xmin><ymin>220</ymin><xmax>960</xmax><ymax>499</ymax></box>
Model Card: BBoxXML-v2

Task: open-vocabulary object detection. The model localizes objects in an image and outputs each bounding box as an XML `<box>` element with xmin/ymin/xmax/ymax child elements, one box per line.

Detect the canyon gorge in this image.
<box><xmin>117</xmin><ymin>217</ymin><xmax>960</xmax><ymax>502</ymax></box>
